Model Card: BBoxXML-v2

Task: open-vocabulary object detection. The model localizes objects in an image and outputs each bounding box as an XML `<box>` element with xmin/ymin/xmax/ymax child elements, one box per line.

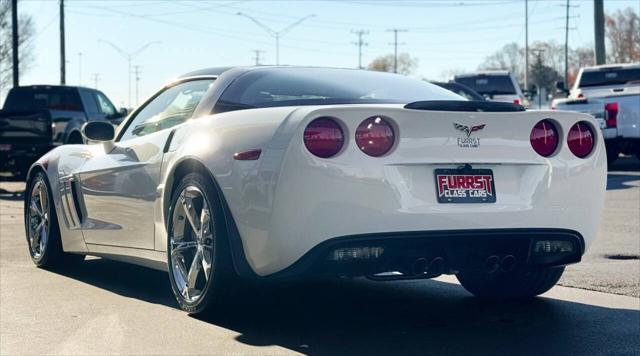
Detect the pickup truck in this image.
<box><xmin>0</xmin><ymin>85</ymin><xmax>126</xmax><ymax>179</ymax></box>
<box><xmin>552</xmin><ymin>63</ymin><xmax>640</xmax><ymax>164</ymax></box>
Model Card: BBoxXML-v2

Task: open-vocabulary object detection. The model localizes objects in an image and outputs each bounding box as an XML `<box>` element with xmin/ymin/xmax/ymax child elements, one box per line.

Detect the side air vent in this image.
<box><xmin>58</xmin><ymin>175</ymin><xmax>83</xmax><ymax>229</ymax></box>
<box><xmin>404</xmin><ymin>100</ymin><xmax>525</xmax><ymax>112</ymax></box>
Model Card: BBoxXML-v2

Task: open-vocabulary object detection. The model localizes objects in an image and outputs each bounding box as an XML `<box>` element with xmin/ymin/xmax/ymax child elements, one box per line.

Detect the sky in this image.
<box><xmin>10</xmin><ymin>0</ymin><xmax>640</xmax><ymax>108</ymax></box>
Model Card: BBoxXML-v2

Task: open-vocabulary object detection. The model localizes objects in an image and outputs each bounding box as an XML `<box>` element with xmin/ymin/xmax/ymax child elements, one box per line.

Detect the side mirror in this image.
<box><xmin>118</xmin><ymin>107</ymin><xmax>128</xmax><ymax>117</ymax></box>
<box><xmin>82</xmin><ymin>121</ymin><xmax>115</xmax><ymax>142</ymax></box>
<box><xmin>555</xmin><ymin>81</ymin><xmax>566</xmax><ymax>92</ymax></box>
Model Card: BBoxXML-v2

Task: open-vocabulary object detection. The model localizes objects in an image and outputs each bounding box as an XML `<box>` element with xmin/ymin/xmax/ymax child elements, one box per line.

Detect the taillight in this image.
<box><xmin>605</xmin><ymin>102</ymin><xmax>618</xmax><ymax>127</ymax></box>
<box><xmin>530</xmin><ymin>120</ymin><xmax>559</xmax><ymax>157</ymax></box>
<box><xmin>514</xmin><ymin>99</ymin><xmax>520</xmax><ymax>105</ymax></box>
<box><xmin>567</xmin><ymin>121</ymin><xmax>595</xmax><ymax>158</ymax></box>
<box><xmin>577</xmin><ymin>93</ymin><xmax>584</xmax><ymax>99</ymax></box>
<box><xmin>303</xmin><ymin>117</ymin><xmax>344</xmax><ymax>158</ymax></box>
<box><xmin>355</xmin><ymin>116</ymin><xmax>395</xmax><ymax>157</ymax></box>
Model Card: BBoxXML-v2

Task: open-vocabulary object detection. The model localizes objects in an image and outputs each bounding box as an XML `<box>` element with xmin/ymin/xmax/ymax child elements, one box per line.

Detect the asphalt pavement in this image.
<box><xmin>0</xmin><ymin>156</ymin><xmax>638</xmax><ymax>355</ymax></box>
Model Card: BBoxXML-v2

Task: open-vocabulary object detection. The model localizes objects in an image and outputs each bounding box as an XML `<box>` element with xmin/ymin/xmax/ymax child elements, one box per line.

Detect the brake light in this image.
<box><xmin>303</xmin><ymin>117</ymin><xmax>344</xmax><ymax>158</ymax></box>
<box><xmin>530</xmin><ymin>120</ymin><xmax>559</xmax><ymax>157</ymax></box>
<box><xmin>355</xmin><ymin>116</ymin><xmax>395</xmax><ymax>157</ymax></box>
<box><xmin>514</xmin><ymin>99</ymin><xmax>520</xmax><ymax>105</ymax></box>
<box><xmin>567</xmin><ymin>122</ymin><xmax>595</xmax><ymax>158</ymax></box>
<box><xmin>577</xmin><ymin>93</ymin><xmax>584</xmax><ymax>99</ymax></box>
<box><xmin>605</xmin><ymin>103</ymin><xmax>618</xmax><ymax>127</ymax></box>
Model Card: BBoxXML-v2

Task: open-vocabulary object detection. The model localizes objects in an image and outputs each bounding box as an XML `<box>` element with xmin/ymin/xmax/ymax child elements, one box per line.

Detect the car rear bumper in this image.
<box><xmin>264</xmin><ymin>228</ymin><xmax>583</xmax><ymax>279</ymax></box>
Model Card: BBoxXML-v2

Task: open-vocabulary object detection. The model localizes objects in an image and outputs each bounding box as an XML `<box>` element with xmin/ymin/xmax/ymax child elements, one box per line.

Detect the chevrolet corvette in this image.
<box><xmin>23</xmin><ymin>67</ymin><xmax>606</xmax><ymax>314</ymax></box>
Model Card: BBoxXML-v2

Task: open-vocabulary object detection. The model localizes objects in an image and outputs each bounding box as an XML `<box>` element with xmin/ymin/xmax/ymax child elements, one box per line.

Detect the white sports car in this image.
<box><xmin>24</xmin><ymin>67</ymin><xmax>606</xmax><ymax>314</ymax></box>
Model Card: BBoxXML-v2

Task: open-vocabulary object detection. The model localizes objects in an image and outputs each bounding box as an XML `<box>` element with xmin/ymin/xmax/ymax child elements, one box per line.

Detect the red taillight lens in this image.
<box><xmin>355</xmin><ymin>116</ymin><xmax>395</xmax><ymax>157</ymax></box>
<box><xmin>530</xmin><ymin>120</ymin><xmax>559</xmax><ymax>157</ymax></box>
<box><xmin>567</xmin><ymin>121</ymin><xmax>595</xmax><ymax>158</ymax></box>
<box><xmin>303</xmin><ymin>117</ymin><xmax>344</xmax><ymax>158</ymax></box>
<box><xmin>605</xmin><ymin>102</ymin><xmax>618</xmax><ymax>127</ymax></box>
<box><xmin>514</xmin><ymin>99</ymin><xmax>520</xmax><ymax>105</ymax></box>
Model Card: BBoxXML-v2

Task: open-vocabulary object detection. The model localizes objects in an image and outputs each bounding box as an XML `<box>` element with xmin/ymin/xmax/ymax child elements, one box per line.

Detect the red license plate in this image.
<box><xmin>435</xmin><ymin>168</ymin><xmax>496</xmax><ymax>203</ymax></box>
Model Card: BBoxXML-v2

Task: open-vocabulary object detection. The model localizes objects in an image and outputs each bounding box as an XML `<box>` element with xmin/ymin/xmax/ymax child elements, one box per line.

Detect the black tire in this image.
<box><xmin>25</xmin><ymin>172</ymin><xmax>85</xmax><ymax>268</ymax></box>
<box><xmin>456</xmin><ymin>267</ymin><xmax>564</xmax><ymax>299</ymax></box>
<box><xmin>166</xmin><ymin>172</ymin><xmax>236</xmax><ymax>315</ymax></box>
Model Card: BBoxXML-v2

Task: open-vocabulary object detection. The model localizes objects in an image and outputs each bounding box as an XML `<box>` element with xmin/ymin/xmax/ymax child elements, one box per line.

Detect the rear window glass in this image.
<box><xmin>215</xmin><ymin>68</ymin><xmax>462</xmax><ymax>112</ymax></box>
<box><xmin>3</xmin><ymin>87</ymin><xmax>83</xmax><ymax>111</ymax></box>
<box><xmin>454</xmin><ymin>75</ymin><xmax>517</xmax><ymax>95</ymax></box>
<box><xmin>578</xmin><ymin>68</ymin><xmax>640</xmax><ymax>87</ymax></box>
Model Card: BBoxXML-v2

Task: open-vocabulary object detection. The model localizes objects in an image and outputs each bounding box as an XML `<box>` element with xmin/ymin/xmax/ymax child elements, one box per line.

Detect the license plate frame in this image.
<box><xmin>434</xmin><ymin>168</ymin><xmax>496</xmax><ymax>204</ymax></box>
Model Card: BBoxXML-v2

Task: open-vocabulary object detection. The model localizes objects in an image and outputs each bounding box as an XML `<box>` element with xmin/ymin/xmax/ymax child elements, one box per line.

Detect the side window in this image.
<box><xmin>79</xmin><ymin>89</ymin><xmax>99</xmax><ymax>114</ymax></box>
<box><xmin>94</xmin><ymin>92</ymin><xmax>116</xmax><ymax>117</ymax></box>
<box><xmin>119</xmin><ymin>79</ymin><xmax>214</xmax><ymax>141</ymax></box>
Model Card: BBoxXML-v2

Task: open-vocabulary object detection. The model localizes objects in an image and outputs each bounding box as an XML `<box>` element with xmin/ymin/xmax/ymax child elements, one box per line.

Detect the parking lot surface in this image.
<box><xmin>1</xmin><ymin>156</ymin><xmax>638</xmax><ymax>355</ymax></box>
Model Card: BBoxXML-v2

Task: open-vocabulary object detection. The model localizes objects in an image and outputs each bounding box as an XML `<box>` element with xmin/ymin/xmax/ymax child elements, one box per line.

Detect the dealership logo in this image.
<box><xmin>454</xmin><ymin>122</ymin><xmax>485</xmax><ymax>148</ymax></box>
<box><xmin>437</xmin><ymin>174</ymin><xmax>494</xmax><ymax>198</ymax></box>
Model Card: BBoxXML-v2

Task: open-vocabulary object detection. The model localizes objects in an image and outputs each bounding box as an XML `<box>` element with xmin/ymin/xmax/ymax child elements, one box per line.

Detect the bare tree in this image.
<box><xmin>0</xmin><ymin>0</ymin><xmax>35</xmax><ymax>93</ymax></box>
<box><xmin>367</xmin><ymin>53</ymin><xmax>418</xmax><ymax>75</ymax></box>
<box><xmin>478</xmin><ymin>42</ymin><xmax>523</xmax><ymax>82</ymax></box>
<box><xmin>605</xmin><ymin>7</ymin><xmax>640</xmax><ymax>63</ymax></box>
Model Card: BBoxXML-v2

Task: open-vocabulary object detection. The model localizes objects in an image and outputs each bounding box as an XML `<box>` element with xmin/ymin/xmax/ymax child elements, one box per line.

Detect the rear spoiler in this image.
<box><xmin>404</xmin><ymin>100</ymin><xmax>525</xmax><ymax>112</ymax></box>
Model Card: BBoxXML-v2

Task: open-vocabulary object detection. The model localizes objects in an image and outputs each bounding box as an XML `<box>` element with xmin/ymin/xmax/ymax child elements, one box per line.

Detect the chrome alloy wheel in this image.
<box><xmin>27</xmin><ymin>178</ymin><xmax>50</xmax><ymax>260</ymax></box>
<box><xmin>169</xmin><ymin>186</ymin><xmax>214</xmax><ymax>303</ymax></box>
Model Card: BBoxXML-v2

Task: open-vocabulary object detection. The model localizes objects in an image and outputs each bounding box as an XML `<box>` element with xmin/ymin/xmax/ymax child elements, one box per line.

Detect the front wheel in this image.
<box><xmin>25</xmin><ymin>172</ymin><xmax>85</xmax><ymax>268</ymax></box>
<box><xmin>456</xmin><ymin>267</ymin><xmax>564</xmax><ymax>299</ymax></box>
<box><xmin>167</xmin><ymin>172</ymin><xmax>235</xmax><ymax>314</ymax></box>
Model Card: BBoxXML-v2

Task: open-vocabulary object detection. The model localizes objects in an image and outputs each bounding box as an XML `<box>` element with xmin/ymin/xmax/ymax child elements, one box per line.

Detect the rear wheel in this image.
<box><xmin>25</xmin><ymin>172</ymin><xmax>85</xmax><ymax>268</ymax></box>
<box><xmin>456</xmin><ymin>267</ymin><xmax>564</xmax><ymax>299</ymax></box>
<box><xmin>167</xmin><ymin>172</ymin><xmax>235</xmax><ymax>314</ymax></box>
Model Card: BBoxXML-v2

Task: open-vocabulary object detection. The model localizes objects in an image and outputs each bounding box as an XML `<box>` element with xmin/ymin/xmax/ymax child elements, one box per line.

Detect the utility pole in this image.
<box><xmin>351</xmin><ymin>30</ymin><xmax>369</xmax><ymax>69</ymax></box>
<box><xmin>77</xmin><ymin>52</ymin><xmax>83</xmax><ymax>85</ymax></box>
<box><xmin>99</xmin><ymin>40</ymin><xmax>159</xmax><ymax>108</ymax></box>
<box><xmin>237</xmin><ymin>12</ymin><xmax>315</xmax><ymax>65</ymax></box>
<box><xmin>594</xmin><ymin>0</ymin><xmax>606</xmax><ymax>65</ymax></box>
<box><xmin>564</xmin><ymin>0</ymin><xmax>570</xmax><ymax>86</ymax></box>
<box><xmin>133</xmin><ymin>65</ymin><xmax>141</xmax><ymax>106</ymax></box>
<box><xmin>92</xmin><ymin>73</ymin><xmax>100</xmax><ymax>89</ymax></box>
<box><xmin>524</xmin><ymin>0</ymin><xmax>529</xmax><ymax>92</ymax></box>
<box><xmin>11</xmin><ymin>0</ymin><xmax>18</xmax><ymax>87</ymax></box>
<box><xmin>60</xmin><ymin>0</ymin><xmax>65</xmax><ymax>85</ymax></box>
<box><xmin>387</xmin><ymin>28</ymin><xmax>407</xmax><ymax>74</ymax></box>
<box><xmin>251</xmin><ymin>50</ymin><xmax>265</xmax><ymax>65</ymax></box>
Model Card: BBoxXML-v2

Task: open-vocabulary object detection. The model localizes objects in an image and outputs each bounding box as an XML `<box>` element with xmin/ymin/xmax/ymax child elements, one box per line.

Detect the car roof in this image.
<box><xmin>581</xmin><ymin>63</ymin><xmax>640</xmax><ymax>72</ymax></box>
<box><xmin>12</xmin><ymin>85</ymin><xmax>97</xmax><ymax>91</ymax></box>
<box><xmin>454</xmin><ymin>70</ymin><xmax>511</xmax><ymax>77</ymax></box>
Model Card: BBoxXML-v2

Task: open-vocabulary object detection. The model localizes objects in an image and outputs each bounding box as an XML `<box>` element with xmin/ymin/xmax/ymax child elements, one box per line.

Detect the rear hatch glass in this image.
<box><xmin>579</xmin><ymin>68</ymin><xmax>640</xmax><ymax>87</ymax></box>
<box><xmin>454</xmin><ymin>75</ymin><xmax>517</xmax><ymax>95</ymax></box>
<box><xmin>3</xmin><ymin>87</ymin><xmax>83</xmax><ymax>112</ymax></box>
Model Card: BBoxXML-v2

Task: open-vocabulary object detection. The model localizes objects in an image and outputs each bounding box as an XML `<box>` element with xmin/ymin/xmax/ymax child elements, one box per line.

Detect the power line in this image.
<box><xmin>351</xmin><ymin>30</ymin><xmax>368</xmax><ymax>69</ymax></box>
<box><xmin>387</xmin><ymin>28</ymin><xmax>407</xmax><ymax>74</ymax></box>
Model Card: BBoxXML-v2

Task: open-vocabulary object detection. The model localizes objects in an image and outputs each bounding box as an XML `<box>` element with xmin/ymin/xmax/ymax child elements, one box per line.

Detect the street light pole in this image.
<box><xmin>99</xmin><ymin>40</ymin><xmax>160</xmax><ymax>108</ymax></box>
<box><xmin>237</xmin><ymin>12</ymin><xmax>315</xmax><ymax>65</ymax></box>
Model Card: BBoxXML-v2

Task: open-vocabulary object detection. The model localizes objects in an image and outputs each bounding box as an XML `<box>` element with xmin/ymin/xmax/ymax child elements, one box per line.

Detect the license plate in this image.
<box><xmin>0</xmin><ymin>144</ymin><xmax>11</xmax><ymax>151</ymax></box>
<box><xmin>435</xmin><ymin>168</ymin><xmax>496</xmax><ymax>203</ymax></box>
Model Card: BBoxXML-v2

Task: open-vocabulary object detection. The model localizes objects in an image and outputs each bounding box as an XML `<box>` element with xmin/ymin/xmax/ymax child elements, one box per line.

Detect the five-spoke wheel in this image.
<box><xmin>167</xmin><ymin>172</ymin><xmax>234</xmax><ymax>314</ymax></box>
<box><xmin>27</xmin><ymin>177</ymin><xmax>50</xmax><ymax>261</ymax></box>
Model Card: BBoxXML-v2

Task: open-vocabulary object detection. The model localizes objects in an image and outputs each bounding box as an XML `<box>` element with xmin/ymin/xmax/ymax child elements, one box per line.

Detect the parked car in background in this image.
<box><xmin>453</xmin><ymin>71</ymin><xmax>528</xmax><ymax>107</ymax></box>
<box><xmin>431</xmin><ymin>81</ymin><xmax>484</xmax><ymax>101</ymax></box>
<box><xmin>0</xmin><ymin>85</ymin><xmax>125</xmax><ymax>179</ymax></box>
<box><xmin>553</xmin><ymin>63</ymin><xmax>640</xmax><ymax>163</ymax></box>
